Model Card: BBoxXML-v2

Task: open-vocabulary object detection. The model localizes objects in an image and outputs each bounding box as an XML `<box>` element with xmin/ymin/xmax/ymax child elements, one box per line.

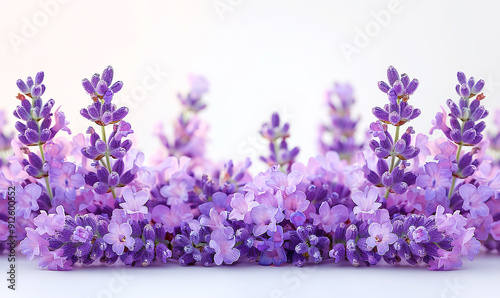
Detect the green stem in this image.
<box><xmin>389</xmin><ymin>125</ymin><xmax>401</xmax><ymax>173</ymax></box>
<box><xmin>448</xmin><ymin>142</ymin><xmax>463</xmax><ymax>199</ymax></box>
<box><xmin>38</xmin><ymin>143</ymin><xmax>53</xmax><ymax>200</ymax></box>
<box><xmin>448</xmin><ymin>118</ymin><xmax>465</xmax><ymax>199</ymax></box>
<box><xmin>384</xmin><ymin>188</ymin><xmax>390</xmax><ymax>199</ymax></box>
<box><xmin>100</xmin><ymin>125</ymin><xmax>116</xmax><ymax>199</ymax></box>
<box><xmin>385</xmin><ymin>125</ymin><xmax>402</xmax><ymax>200</ymax></box>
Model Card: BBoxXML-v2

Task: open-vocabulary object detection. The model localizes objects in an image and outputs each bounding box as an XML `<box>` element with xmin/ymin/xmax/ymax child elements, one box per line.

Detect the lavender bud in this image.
<box><xmin>406</xmin><ymin>79</ymin><xmax>419</xmax><ymax>95</ymax></box>
<box><xmin>101</xmin><ymin>65</ymin><xmax>114</xmax><ymax>86</ymax></box>
<box><xmin>31</xmin><ymin>85</ymin><xmax>43</xmax><ymax>98</ymax></box>
<box><xmin>91</xmin><ymin>73</ymin><xmax>100</xmax><ymax>87</ymax></box>
<box><xmin>25</xmin><ymin>129</ymin><xmax>39</xmax><ymax>144</ymax></box>
<box><xmin>459</xmin><ymin>84</ymin><xmax>470</xmax><ymax>98</ymax></box>
<box><xmin>378</xmin><ymin>81</ymin><xmax>390</xmax><ymax>93</ymax></box>
<box><xmin>96</xmin><ymin>80</ymin><xmax>108</xmax><ymax>96</ymax></box>
<box><xmin>457</xmin><ymin>71</ymin><xmax>466</xmax><ymax>84</ymax></box>
<box><xmin>108</xmin><ymin>172</ymin><xmax>119</xmax><ymax>188</ymax></box>
<box><xmin>82</xmin><ymin>78</ymin><xmax>95</xmax><ymax>94</ymax></box>
<box><xmin>35</xmin><ymin>71</ymin><xmax>44</xmax><ymax>85</ymax></box>
<box><xmin>110</xmin><ymin>81</ymin><xmax>123</xmax><ymax>93</ymax></box>
<box><xmin>473</xmin><ymin>79</ymin><xmax>485</xmax><ymax>94</ymax></box>
<box><xmin>40</xmin><ymin>129</ymin><xmax>51</xmax><ymax>143</ymax></box>
<box><xmin>462</xmin><ymin>128</ymin><xmax>477</xmax><ymax>144</ymax></box>
<box><xmin>387</xmin><ymin>66</ymin><xmax>399</xmax><ymax>86</ymax></box>
<box><xmin>345</xmin><ymin>224</ymin><xmax>358</xmax><ymax>241</ymax></box>
<box><xmin>143</xmin><ymin>224</ymin><xmax>155</xmax><ymax>242</ymax></box>
<box><xmin>17</xmin><ymin>79</ymin><xmax>29</xmax><ymax>93</ymax></box>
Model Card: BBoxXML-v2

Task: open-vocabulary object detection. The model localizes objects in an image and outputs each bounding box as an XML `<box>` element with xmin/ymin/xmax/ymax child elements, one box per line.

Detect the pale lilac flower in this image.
<box><xmin>229</xmin><ymin>191</ymin><xmax>259</xmax><ymax>223</ymax></box>
<box><xmin>114</xmin><ymin>120</ymin><xmax>134</xmax><ymax>141</ymax></box>
<box><xmin>434</xmin><ymin>205</ymin><xmax>467</xmax><ymax>237</ymax></box>
<box><xmin>459</xmin><ymin>184</ymin><xmax>494</xmax><ymax>219</ymax></box>
<box><xmin>465</xmin><ymin>213</ymin><xmax>492</xmax><ymax>241</ymax></box>
<box><xmin>200</xmin><ymin>207</ymin><xmax>228</xmax><ymax>230</ymax></box>
<box><xmin>265</xmin><ymin>170</ymin><xmax>303</xmax><ymax>194</ymax></box>
<box><xmin>429</xmin><ymin>107</ymin><xmax>448</xmax><ymax>135</ymax></box>
<box><xmin>428</xmin><ymin>247</ymin><xmax>463</xmax><ymax>271</ymax></box>
<box><xmin>452</xmin><ymin>227</ymin><xmax>481</xmax><ymax>261</ymax></box>
<box><xmin>159</xmin><ymin>171</ymin><xmax>195</xmax><ymax>205</ymax></box>
<box><xmin>490</xmin><ymin>221</ymin><xmax>500</xmax><ymax>241</ymax></box>
<box><xmin>251</xmin><ymin>204</ymin><xmax>280</xmax><ymax>236</ymax></box>
<box><xmin>369</xmin><ymin>121</ymin><xmax>387</xmax><ymax>141</ymax></box>
<box><xmin>283</xmin><ymin>191</ymin><xmax>309</xmax><ymax>219</ymax></box>
<box><xmin>209</xmin><ymin>228</ymin><xmax>240</xmax><ymax>265</ymax></box>
<box><xmin>199</xmin><ymin>192</ymin><xmax>232</xmax><ymax>216</ymax></box>
<box><xmin>309</xmin><ymin>202</ymin><xmax>348</xmax><ymax>232</ymax></box>
<box><xmin>16</xmin><ymin>184</ymin><xmax>42</xmax><ymax>219</ymax></box>
<box><xmin>51</xmin><ymin>106</ymin><xmax>71</xmax><ymax>135</ymax></box>
<box><xmin>33</xmin><ymin>205</ymin><xmax>66</xmax><ymax>236</ymax></box>
<box><xmin>103</xmin><ymin>222</ymin><xmax>135</xmax><ymax>255</ymax></box>
<box><xmin>49</xmin><ymin>162</ymin><xmax>85</xmax><ymax>203</ymax></box>
<box><xmin>151</xmin><ymin>201</ymin><xmax>194</xmax><ymax>233</ymax></box>
<box><xmin>416</xmin><ymin>162</ymin><xmax>452</xmax><ymax>201</ymax></box>
<box><xmin>351</xmin><ymin>187</ymin><xmax>382</xmax><ymax>217</ymax></box>
<box><xmin>366</xmin><ymin>222</ymin><xmax>398</xmax><ymax>255</ymax></box>
<box><xmin>119</xmin><ymin>188</ymin><xmax>149</xmax><ymax>221</ymax></box>
<box><xmin>38</xmin><ymin>247</ymin><xmax>72</xmax><ymax>271</ymax></box>
<box><xmin>20</xmin><ymin>228</ymin><xmax>49</xmax><ymax>260</ymax></box>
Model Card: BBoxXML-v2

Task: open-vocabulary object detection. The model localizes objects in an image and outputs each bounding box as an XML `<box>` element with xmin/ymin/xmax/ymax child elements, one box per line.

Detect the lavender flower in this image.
<box><xmin>260</xmin><ymin>113</ymin><xmax>299</xmax><ymax>172</ymax></box>
<box><xmin>103</xmin><ymin>222</ymin><xmax>135</xmax><ymax>255</ymax></box>
<box><xmin>81</xmin><ymin>65</ymin><xmax>123</xmax><ymax>104</ymax></box>
<box><xmin>319</xmin><ymin>83</ymin><xmax>362</xmax><ymax>159</ymax></box>
<box><xmin>366</xmin><ymin>222</ymin><xmax>398</xmax><ymax>255</ymax></box>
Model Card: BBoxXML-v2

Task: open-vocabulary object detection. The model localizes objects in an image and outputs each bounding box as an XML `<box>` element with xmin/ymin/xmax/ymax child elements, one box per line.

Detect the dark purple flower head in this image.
<box><xmin>365</xmin><ymin>160</ymin><xmax>416</xmax><ymax>194</ymax></box>
<box><xmin>21</xmin><ymin>147</ymin><xmax>49</xmax><ymax>179</ymax></box>
<box><xmin>455</xmin><ymin>72</ymin><xmax>485</xmax><ymax>99</ymax></box>
<box><xmin>82</xmin><ymin>66</ymin><xmax>123</xmax><ymax>104</ymax></box>
<box><xmin>260</xmin><ymin>112</ymin><xmax>299</xmax><ymax>172</ymax></box>
<box><xmin>178</xmin><ymin>74</ymin><xmax>209</xmax><ymax>112</ymax></box>
<box><xmin>84</xmin><ymin>162</ymin><xmax>135</xmax><ymax>194</ymax></box>
<box><xmin>369</xmin><ymin>126</ymin><xmax>420</xmax><ymax>160</ymax></box>
<box><xmin>80</xmin><ymin>101</ymin><xmax>128</xmax><ymax>126</ymax></box>
<box><xmin>378</xmin><ymin>66</ymin><xmax>419</xmax><ymax>104</ymax></box>
<box><xmin>372</xmin><ymin>101</ymin><xmax>421</xmax><ymax>126</ymax></box>
<box><xmin>260</xmin><ymin>112</ymin><xmax>290</xmax><ymax>141</ymax></box>
<box><xmin>17</xmin><ymin>71</ymin><xmax>46</xmax><ymax>99</ymax></box>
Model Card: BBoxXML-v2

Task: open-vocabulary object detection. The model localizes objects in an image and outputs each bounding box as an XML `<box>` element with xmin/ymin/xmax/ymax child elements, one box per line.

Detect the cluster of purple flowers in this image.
<box><xmin>0</xmin><ymin>65</ymin><xmax>498</xmax><ymax>271</ymax></box>
<box><xmin>318</xmin><ymin>83</ymin><xmax>363</xmax><ymax>160</ymax></box>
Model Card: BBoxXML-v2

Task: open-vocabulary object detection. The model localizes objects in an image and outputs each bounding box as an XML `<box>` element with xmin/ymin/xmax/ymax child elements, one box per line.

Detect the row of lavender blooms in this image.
<box><xmin>0</xmin><ymin>65</ymin><xmax>499</xmax><ymax>271</ymax></box>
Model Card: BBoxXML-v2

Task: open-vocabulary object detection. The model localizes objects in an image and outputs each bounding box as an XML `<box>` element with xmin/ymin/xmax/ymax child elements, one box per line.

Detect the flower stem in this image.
<box><xmin>38</xmin><ymin>143</ymin><xmax>53</xmax><ymax>200</ymax></box>
<box><xmin>385</xmin><ymin>125</ymin><xmax>401</xmax><ymax>200</ymax></box>
<box><xmin>100</xmin><ymin>125</ymin><xmax>116</xmax><ymax>199</ymax></box>
<box><xmin>448</xmin><ymin>142</ymin><xmax>463</xmax><ymax>199</ymax></box>
<box><xmin>389</xmin><ymin>125</ymin><xmax>401</xmax><ymax>173</ymax></box>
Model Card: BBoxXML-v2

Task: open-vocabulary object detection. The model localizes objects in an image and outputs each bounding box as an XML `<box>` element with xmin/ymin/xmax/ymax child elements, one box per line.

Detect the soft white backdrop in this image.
<box><xmin>1</xmin><ymin>0</ymin><xmax>500</xmax><ymax>297</ymax></box>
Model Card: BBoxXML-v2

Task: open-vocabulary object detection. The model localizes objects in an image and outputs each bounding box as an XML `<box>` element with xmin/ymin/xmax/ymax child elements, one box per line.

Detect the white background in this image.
<box><xmin>1</xmin><ymin>0</ymin><xmax>500</xmax><ymax>297</ymax></box>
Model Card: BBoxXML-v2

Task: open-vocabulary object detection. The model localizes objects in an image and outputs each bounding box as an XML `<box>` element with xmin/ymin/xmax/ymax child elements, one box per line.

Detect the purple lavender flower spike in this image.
<box><xmin>82</xmin><ymin>66</ymin><xmax>123</xmax><ymax>103</ymax></box>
